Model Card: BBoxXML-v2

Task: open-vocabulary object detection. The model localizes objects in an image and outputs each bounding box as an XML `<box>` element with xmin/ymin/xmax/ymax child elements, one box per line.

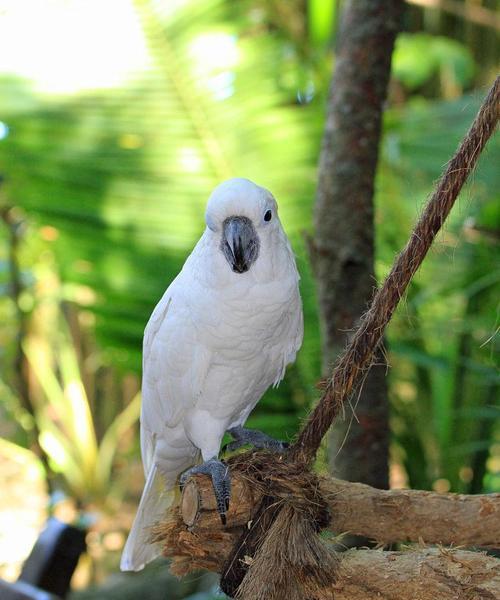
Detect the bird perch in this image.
<box><xmin>179</xmin><ymin>472</ymin><xmax>500</xmax><ymax>549</ymax></box>
<box><xmin>154</xmin><ymin>76</ymin><xmax>500</xmax><ymax>599</ymax></box>
<box><xmin>154</xmin><ymin>449</ymin><xmax>500</xmax><ymax>598</ymax></box>
<box><xmin>157</xmin><ymin>506</ymin><xmax>500</xmax><ymax>600</ymax></box>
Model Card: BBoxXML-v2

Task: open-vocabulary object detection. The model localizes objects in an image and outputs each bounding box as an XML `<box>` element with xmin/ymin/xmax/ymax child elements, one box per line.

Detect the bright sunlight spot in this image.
<box><xmin>0</xmin><ymin>121</ymin><xmax>9</xmax><ymax>140</ymax></box>
<box><xmin>0</xmin><ymin>439</ymin><xmax>47</xmax><ymax>581</ymax></box>
<box><xmin>189</xmin><ymin>32</ymin><xmax>239</xmax><ymax>71</ymax></box>
<box><xmin>189</xmin><ymin>32</ymin><xmax>238</xmax><ymax>99</ymax></box>
<box><xmin>0</xmin><ymin>0</ymin><xmax>150</xmax><ymax>94</ymax></box>
<box><xmin>179</xmin><ymin>147</ymin><xmax>203</xmax><ymax>172</ymax></box>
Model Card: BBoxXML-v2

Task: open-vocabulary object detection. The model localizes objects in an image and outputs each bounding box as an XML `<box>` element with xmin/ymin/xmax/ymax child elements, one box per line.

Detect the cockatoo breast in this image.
<box><xmin>167</xmin><ymin>223</ymin><xmax>302</xmax><ymax>426</ymax></box>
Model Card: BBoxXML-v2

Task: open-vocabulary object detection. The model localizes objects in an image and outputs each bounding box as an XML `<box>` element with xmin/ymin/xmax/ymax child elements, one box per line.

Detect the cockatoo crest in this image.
<box><xmin>205</xmin><ymin>178</ymin><xmax>277</xmax><ymax>231</ymax></box>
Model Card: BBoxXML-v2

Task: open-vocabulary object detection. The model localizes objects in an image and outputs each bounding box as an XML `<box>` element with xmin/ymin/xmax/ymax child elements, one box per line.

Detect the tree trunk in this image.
<box><xmin>313</xmin><ymin>0</ymin><xmax>403</xmax><ymax>490</ymax></box>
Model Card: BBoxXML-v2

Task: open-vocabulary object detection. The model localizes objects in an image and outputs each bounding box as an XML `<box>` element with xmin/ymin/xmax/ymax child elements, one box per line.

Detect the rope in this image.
<box><xmin>290</xmin><ymin>75</ymin><xmax>500</xmax><ymax>465</ymax></box>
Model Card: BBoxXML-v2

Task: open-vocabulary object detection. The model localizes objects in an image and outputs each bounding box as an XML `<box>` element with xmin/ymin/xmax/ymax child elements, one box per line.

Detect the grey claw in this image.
<box><xmin>179</xmin><ymin>471</ymin><xmax>189</xmax><ymax>490</ymax></box>
<box><xmin>180</xmin><ymin>458</ymin><xmax>231</xmax><ymax>525</ymax></box>
<box><xmin>222</xmin><ymin>440</ymin><xmax>241</xmax><ymax>453</ymax></box>
<box><xmin>226</xmin><ymin>426</ymin><xmax>289</xmax><ymax>453</ymax></box>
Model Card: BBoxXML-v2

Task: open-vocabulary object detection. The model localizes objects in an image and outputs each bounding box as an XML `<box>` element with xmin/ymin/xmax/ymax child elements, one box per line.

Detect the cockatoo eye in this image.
<box><xmin>264</xmin><ymin>210</ymin><xmax>272</xmax><ymax>222</ymax></box>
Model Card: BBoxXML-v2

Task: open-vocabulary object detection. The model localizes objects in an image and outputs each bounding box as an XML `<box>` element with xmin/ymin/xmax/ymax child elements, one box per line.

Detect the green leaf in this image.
<box><xmin>95</xmin><ymin>392</ymin><xmax>141</xmax><ymax>490</ymax></box>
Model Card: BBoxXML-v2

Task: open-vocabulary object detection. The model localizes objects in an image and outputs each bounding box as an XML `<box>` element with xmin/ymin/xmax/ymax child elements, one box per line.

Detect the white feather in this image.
<box><xmin>120</xmin><ymin>465</ymin><xmax>170</xmax><ymax>571</ymax></box>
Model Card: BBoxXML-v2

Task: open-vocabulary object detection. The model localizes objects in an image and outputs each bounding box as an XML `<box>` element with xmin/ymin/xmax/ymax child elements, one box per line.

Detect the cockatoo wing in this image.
<box><xmin>279</xmin><ymin>293</ymin><xmax>304</xmax><ymax>382</ymax></box>
<box><xmin>141</xmin><ymin>281</ymin><xmax>213</xmax><ymax>437</ymax></box>
<box><xmin>123</xmin><ymin>281</ymin><xmax>209</xmax><ymax>572</ymax></box>
<box><xmin>140</xmin><ymin>292</ymin><xmax>171</xmax><ymax>475</ymax></box>
<box><xmin>267</xmin><ymin>269</ymin><xmax>304</xmax><ymax>386</ymax></box>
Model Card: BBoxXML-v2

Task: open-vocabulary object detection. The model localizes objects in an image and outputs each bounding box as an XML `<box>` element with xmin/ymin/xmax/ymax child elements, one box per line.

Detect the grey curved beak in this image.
<box><xmin>221</xmin><ymin>216</ymin><xmax>259</xmax><ymax>273</ymax></box>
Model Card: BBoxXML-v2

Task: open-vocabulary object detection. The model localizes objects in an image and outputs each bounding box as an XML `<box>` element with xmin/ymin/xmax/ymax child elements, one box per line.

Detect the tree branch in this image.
<box><xmin>158</xmin><ymin>506</ymin><xmax>500</xmax><ymax>600</ymax></box>
<box><xmin>178</xmin><ymin>472</ymin><xmax>500</xmax><ymax>548</ymax></box>
<box><xmin>335</xmin><ymin>548</ymin><xmax>500</xmax><ymax>600</ymax></box>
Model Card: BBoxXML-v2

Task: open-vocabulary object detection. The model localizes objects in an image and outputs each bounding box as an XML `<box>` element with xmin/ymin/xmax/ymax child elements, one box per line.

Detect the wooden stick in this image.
<box><xmin>335</xmin><ymin>548</ymin><xmax>500</xmax><ymax>600</ymax></box>
<box><xmin>160</xmin><ymin>513</ymin><xmax>500</xmax><ymax>600</ymax></box>
<box><xmin>180</xmin><ymin>473</ymin><xmax>500</xmax><ymax>548</ymax></box>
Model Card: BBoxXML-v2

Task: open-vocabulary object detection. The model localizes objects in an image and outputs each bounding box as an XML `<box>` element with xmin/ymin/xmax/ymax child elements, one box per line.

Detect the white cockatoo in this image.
<box><xmin>120</xmin><ymin>178</ymin><xmax>303</xmax><ymax>571</ymax></box>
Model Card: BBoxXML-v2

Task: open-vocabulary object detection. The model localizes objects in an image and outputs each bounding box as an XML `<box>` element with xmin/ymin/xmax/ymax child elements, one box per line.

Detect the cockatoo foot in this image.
<box><xmin>179</xmin><ymin>458</ymin><xmax>231</xmax><ymax>525</ymax></box>
<box><xmin>224</xmin><ymin>426</ymin><xmax>289</xmax><ymax>453</ymax></box>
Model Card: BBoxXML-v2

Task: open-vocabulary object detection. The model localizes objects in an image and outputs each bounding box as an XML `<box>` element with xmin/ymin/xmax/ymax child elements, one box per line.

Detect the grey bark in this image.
<box><xmin>313</xmin><ymin>0</ymin><xmax>404</xmax><ymax>489</ymax></box>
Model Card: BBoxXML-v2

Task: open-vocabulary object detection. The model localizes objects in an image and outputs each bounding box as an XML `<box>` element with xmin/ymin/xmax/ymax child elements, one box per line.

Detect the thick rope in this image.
<box><xmin>290</xmin><ymin>75</ymin><xmax>500</xmax><ymax>465</ymax></box>
<box><xmin>220</xmin><ymin>76</ymin><xmax>499</xmax><ymax>598</ymax></box>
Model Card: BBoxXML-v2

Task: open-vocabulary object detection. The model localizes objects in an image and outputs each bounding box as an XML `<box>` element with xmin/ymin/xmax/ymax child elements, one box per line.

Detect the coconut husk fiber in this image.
<box><xmin>215</xmin><ymin>451</ymin><xmax>338</xmax><ymax>599</ymax></box>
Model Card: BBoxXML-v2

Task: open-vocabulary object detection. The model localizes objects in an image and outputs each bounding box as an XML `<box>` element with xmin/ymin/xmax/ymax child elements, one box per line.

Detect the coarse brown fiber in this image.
<box><xmin>291</xmin><ymin>76</ymin><xmax>500</xmax><ymax>466</ymax></box>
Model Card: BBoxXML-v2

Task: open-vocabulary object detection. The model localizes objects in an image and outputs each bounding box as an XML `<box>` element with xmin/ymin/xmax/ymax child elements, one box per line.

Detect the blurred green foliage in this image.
<box><xmin>70</xmin><ymin>559</ymin><xmax>220</xmax><ymax>600</ymax></box>
<box><xmin>24</xmin><ymin>318</ymin><xmax>141</xmax><ymax>504</ymax></box>
<box><xmin>393</xmin><ymin>33</ymin><xmax>476</xmax><ymax>92</ymax></box>
<box><xmin>0</xmin><ymin>1</ymin><xmax>499</xmax><ymax>592</ymax></box>
<box><xmin>379</xmin><ymin>94</ymin><xmax>499</xmax><ymax>493</ymax></box>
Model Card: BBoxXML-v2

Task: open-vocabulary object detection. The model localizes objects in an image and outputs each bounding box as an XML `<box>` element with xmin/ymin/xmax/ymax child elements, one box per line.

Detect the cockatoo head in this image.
<box><xmin>205</xmin><ymin>178</ymin><xmax>280</xmax><ymax>274</ymax></box>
